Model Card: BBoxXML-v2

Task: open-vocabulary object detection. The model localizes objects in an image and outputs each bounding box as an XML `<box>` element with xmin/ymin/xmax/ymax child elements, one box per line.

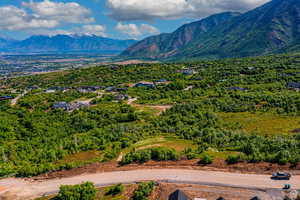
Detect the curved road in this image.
<box><xmin>0</xmin><ymin>169</ymin><xmax>299</xmax><ymax>199</ymax></box>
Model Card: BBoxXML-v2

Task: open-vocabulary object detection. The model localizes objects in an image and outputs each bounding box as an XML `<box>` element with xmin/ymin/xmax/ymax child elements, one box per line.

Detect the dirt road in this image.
<box><xmin>0</xmin><ymin>169</ymin><xmax>299</xmax><ymax>200</ymax></box>
<box><xmin>11</xmin><ymin>90</ymin><xmax>27</xmax><ymax>106</ymax></box>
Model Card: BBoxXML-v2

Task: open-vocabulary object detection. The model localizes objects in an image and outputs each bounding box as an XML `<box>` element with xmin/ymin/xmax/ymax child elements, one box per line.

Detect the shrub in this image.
<box><xmin>121</xmin><ymin>147</ymin><xmax>178</xmax><ymax>165</ymax></box>
<box><xmin>132</xmin><ymin>181</ymin><xmax>155</xmax><ymax>200</ymax></box>
<box><xmin>56</xmin><ymin>182</ymin><xmax>97</xmax><ymax>200</ymax></box>
<box><xmin>226</xmin><ymin>155</ymin><xmax>241</xmax><ymax>164</ymax></box>
<box><xmin>106</xmin><ymin>184</ymin><xmax>124</xmax><ymax>196</ymax></box>
<box><xmin>199</xmin><ymin>154</ymin><xmax>213</xmax><ymax>165</ymax></box>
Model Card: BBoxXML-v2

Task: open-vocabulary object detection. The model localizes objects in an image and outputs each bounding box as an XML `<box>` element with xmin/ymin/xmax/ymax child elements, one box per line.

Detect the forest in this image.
<box><xmin>0</xmin><ymin>53</ymin><xmax>300</xmax><ymax>177</ymax></box>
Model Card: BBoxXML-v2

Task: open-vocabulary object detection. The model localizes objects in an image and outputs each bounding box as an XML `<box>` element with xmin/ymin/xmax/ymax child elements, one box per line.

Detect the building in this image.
<box><xmin>45</xmin><ymin>86</ymin><xmax>69</xmax><ymax>93</ymax></box>
<box><xmin>169</xmin><ymin>190</ymin><xmax>190</xmax><ymax>200</ymax></box>
<box><xmin>77</xmin><ymin>86</ymin><xmax>102</xmax><ymax>93</ymax></box>
<box><xmin>52</xmin><ymin>101</ymin><xmax>89</xmax><ymax>111</ymax></box>
<box><xmin>105</xmin><ymin>86</ymin><xmax>117</xmax><ymax>92</ymax></box>
<box><xmin>115</xmin><ymin>94</ymin><xmax>129</xmax><ymax>101</ymax></box>
<box><xmin>227</xmin><ymin>87</ymin><xmax>248</xmax><ymax>91</ymax></box>
<box><xmin>287</xmin><ymin>82</ymin><xmax>300</xmax><ymax>91</ymax></box>
<box><xmin>134</xmin><ymin>81</ymin><xmax>155</xmax><ymax>89</ymax></box>
<box><xmin>0</xmin><ymin>96</ymin><xmax>14</xmax><ymax>101</ymax></box>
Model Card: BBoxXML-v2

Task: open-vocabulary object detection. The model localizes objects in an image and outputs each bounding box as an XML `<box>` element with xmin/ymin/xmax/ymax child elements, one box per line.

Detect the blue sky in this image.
<box><xmin>0</xmin><ymin>0</ymin><xmax>269</xmax><ymax>40</ymax></box>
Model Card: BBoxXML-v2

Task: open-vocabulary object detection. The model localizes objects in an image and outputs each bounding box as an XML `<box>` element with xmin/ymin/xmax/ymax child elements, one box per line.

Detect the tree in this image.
<box><xmin>106</xmin><ymin>184</ymin><xmax>124</xmax><ymax>196</ymax></box>
<box><xmin>56</xmin><ymin>182</ymin><xmax>97</xmax><ymax>200</ymax></box>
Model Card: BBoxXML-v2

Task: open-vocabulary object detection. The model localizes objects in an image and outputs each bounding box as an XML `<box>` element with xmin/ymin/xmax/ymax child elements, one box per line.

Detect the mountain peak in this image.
<box><xmin>121</xmin><ymin>0</ymin><xmax>300</xmax><ymax>60</ymax></box>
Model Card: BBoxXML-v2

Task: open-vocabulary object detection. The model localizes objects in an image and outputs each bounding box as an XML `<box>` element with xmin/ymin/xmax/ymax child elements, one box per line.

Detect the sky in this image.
<box><xmin>0</xmin><ymin>0</ymin><xmax>269</xmax><ymax>40</ymax></box>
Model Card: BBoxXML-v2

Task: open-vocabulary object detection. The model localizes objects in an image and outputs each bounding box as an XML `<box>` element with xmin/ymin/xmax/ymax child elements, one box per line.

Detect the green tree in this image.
<box><xmin>56</xmin><ymin>182</ymin><xmax>97</xmax><ymax>200</ymax></box>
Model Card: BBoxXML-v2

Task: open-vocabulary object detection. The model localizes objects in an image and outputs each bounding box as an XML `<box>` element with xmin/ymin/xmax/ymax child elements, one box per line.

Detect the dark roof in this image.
<box><xmin>0</xmin><ymin>96</ymin><xmax>14</xmax><ymax>100</ymax></box>
<box><xmin>216</xmin><ymin>197</ymin><xmax>225</xmax><ymax>200</ymax></box>
<box><xmin>287</xmin><ymin>82</ymin><xmax>300</xmax><ymax>89</ymax></box>
<box><xmin>169</xmin><ymin>190</ymin><xmax>189</xmax><ymax>200</ymax></box>
<box><xmin>250</xmin><ymin>197</ymin><xmax>261</xmax><ymax>200</ymax></box>
<box><xmin>227</xmin><ymin>87</ymin><xmax>247</xmax><ymax>91</ymax></box>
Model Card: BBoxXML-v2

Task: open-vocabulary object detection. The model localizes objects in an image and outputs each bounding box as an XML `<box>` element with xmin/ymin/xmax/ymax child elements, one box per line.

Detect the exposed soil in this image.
<box><xmin>32</xmin><ymin>159</ymin><xmax>300</xmax><ymax>181</ymax></box>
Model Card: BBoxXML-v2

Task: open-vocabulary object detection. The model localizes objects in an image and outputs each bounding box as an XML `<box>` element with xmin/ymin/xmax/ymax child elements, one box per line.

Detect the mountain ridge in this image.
<box><xmin>121</xmin><ymin>0</ymin><xmax>300</xmax><ymax>60</ymax></box>
<box><xmin>0</xmin><ymin>35</ymin><xmax>137</xmax><ymax>54</ymax></box>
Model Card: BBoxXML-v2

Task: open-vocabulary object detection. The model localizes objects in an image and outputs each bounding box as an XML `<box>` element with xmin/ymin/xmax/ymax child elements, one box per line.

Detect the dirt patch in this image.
<box><xmin>0</xmin><ymin>186</ymin><xmax>6</xmax><ymax>192</ymax></box>
<box><xmin>112</xmin><ymin>60</ymin><xmax>159</xmax><ymax>65</ymax></box>
<box><xmin>291</xmin><ymin>128</ymin><xmax>300</xmax><ymax>133</ymax></box>
<box><xmin>32</xmin><ymin>159</ymin><xmax>300</xmax><ymax>181</ymax></box>
<box><xmin>132</xmin><ymin>104</ymin><xmax>172</xmax><ymax>115</ymax></box>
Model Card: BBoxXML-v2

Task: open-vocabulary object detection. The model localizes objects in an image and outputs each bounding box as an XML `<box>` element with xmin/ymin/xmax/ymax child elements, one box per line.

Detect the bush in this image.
<box><xmin>56</xmin><ymin>182</ymin><xmax>97</xmax><ymax>200</ymax></box>
<box><xmin>226</xmin><ymin>154</ymin><xmax>241</xmax><ymax>164</ymax></box>
<box><xmin>132</xmin><ymin>181</ymin><xmax>155</xmax><ymax>200</ymax></box>
<box><xmin>199</xmin><ymin>154</ymin><xmax>213</xmax><ymax>165</ymax></box>
<box><xmin>106</xmin><ymin>184</ymin><xmax>124</xmax><ymax>196</ymax></box>
<box><xmin>121</xmin><ymin>147</ymin><xmax>178</xmax><ymax>165</ymax></box>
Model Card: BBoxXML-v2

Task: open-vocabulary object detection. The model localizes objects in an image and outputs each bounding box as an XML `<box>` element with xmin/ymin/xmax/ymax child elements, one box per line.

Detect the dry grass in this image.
<box><xmin>55</xmin><ymin>150</ymin><xmax>101</xmax><ymax>165</ymax></box>
<box><xmin>219</xmin><ymin>112</ymin><xmax>300</xmax><ymax>135</ymax></box>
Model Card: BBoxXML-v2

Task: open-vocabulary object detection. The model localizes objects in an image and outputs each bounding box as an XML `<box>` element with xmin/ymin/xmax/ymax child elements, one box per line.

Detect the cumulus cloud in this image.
<box><xmin>106</xmin><ymin>0</ymin><xmax>269</xmax><ymax>21</ymax></box>
<box><xmin>116</xmin><ymin>23</ymin><xmax>160</xmax><ymax>38</ymax></box>
<box><xmin>22</xmin><ymin>0</ymin><xmax>94</xmax><ymax>24</ymax></box>
<box><xmin>0</xmin><ymin>6</ymin><xmax>58</xmax><ymax>30</ymax></box>
<box><xmin>0</xmin><ymin>0</ymin><xmax>94</xmax><ymax>31</ymax></box>
<box><xmin>75</xmin><ymin>25</ymin><xmax>107</xmax><ymax>37</ymax></box>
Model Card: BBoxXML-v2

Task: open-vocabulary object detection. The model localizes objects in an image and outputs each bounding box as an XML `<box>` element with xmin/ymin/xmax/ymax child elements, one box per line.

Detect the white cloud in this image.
<box><xmin>106</xmin><ymin>0</ymin><xmax>269</xmax><ymax>21</ymax></box>
<box><xmin>0</xmin><ymin>6</ymin><xmax>58</xmax><ymax>30</ymax></box>
<box><xmin>0</xmin><ymin>0</ymin><xmax>94</xmax><ymax>31</ymax></box>
<box><xmin>79</xmin><ymin>25</ymin><xmax>107</xmax><ymax>37</ymax></box>
<box><xmin>116</xmin><ymin>23</ymin><xmax>160</xmax><ymax>38</ymax></box>
<box><xmin>22</xmin><ymin>0</ymin><xmax>94</xmax><ymax>24</ymax></box>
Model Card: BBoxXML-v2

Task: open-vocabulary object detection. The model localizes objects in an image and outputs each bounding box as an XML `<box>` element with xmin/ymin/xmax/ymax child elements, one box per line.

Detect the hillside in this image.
<box><xmin>1</xmin><ymin>53</ymin><xmax>300</xmax><ymax>178</ymax></box>
<box><xmin>1</xmin><ymin>35</ymin><xmax>137</xmax><ymax>54</ymax></box>
<box><xmin>121</xmin><ymin>0</ymin><xmax>300</xmax><ymax>60</ymax></box>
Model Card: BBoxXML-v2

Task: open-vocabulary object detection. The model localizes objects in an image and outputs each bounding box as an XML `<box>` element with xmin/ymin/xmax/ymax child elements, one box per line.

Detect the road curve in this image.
<box><xmin>0</xmin><ymin>169</ymin><xmax>299</xmax><ymax>200</ymax></box>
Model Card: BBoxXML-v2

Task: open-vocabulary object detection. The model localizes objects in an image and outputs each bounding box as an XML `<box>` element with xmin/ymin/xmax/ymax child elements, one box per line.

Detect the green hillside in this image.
<box><xmin>121</xmin><ymin>0</ymin><xmax>300</xmax><ymax>60</ymax></box>
<box><xmin>1</xmin><ymin>53</ymin><xmax>300</xmax><ymax>177</ymax></box>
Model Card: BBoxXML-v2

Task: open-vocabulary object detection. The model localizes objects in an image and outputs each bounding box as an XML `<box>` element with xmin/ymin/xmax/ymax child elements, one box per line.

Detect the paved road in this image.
<box><xmin>0</xmin><ymin>169</ymin><xmax>299</xmax><ymax>200</ymax></box>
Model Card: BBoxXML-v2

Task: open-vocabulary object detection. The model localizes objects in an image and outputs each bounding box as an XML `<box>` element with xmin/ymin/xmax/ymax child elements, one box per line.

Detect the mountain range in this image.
<box><xmin>121</xmin><ymin>0</ymin><xmax>300</xmax><ymax>60</ymax></box>
<box><xmin>0</xmin><ymin>35</ymin><xmax>137</xmax><ymax>54</ymax></box>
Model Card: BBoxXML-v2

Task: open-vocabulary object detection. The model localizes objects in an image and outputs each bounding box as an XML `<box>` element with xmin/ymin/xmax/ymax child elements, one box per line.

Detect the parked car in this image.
<box><xmin>271</xmin><ymin>172</ymin><xmax>291</xmax><ymax>180</ymax></box>
<box><xmin>283</xmin><ymin>184</ymin><xmax>291</xmax><ymax>190</ymax></box>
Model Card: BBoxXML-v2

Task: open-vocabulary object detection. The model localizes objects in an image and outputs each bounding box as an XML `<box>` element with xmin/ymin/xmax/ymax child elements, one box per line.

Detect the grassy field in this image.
<box><xmin>55</xmin><ymin>150</ymin><xmax>102</xmax><ymax>166</ymax></box>
<box><xmin>122</xmin><ymin>136</ymin><xmax>196</xmax><ymax>155</ymax></box>
<box><xmin>219</xmin><ymin>112</ymin><xmax>300</xmax><ymax>135</ymax></box>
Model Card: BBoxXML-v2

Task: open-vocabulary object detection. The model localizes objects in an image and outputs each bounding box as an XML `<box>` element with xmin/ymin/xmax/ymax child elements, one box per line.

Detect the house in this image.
<box><xmin>105</xmin><ymin>86</ymin><xmax>117</xmax><ymax>92</ymax></box>
<box><xmin>77</xmin><ymin>86</ymin><xmax>100</xmax><ymax>93</ymax></box>
<box><xmin>169</xmin><ymin>190</ymin><xmax>190</xmax><ymax>200</ymax></box>
<box><xmin>116</xmin><ymin>88</ymin><xmax>128</xmax><ymax>92</ymax></box>
<box><xmin>45</xmin><ymin>86</ymin><xmax>68</xmax><ymax>93</ymax></box>
<box><xmin>52</xmin><ymin>102</ymin><xmax>70</xmax><ymax>110</ymax></box>
<box><xmin>227</xmin><ymin>87</ymin><xmax>248</xmax><ymax>91</ymax></box>
<box><xmin>0</xmin><ymin>96</ymin><xmax>14</xmax><ymax>101</ymax></box>
<box><xmin>287</xmin><ymin>82</ymin><xmax>300</xmax><ymax>91</ymax></box>
<box><xmin>134</xmin><ymin>81</ymin><xmax>155</xmax><ymax>89</ymax></box>
<box><xmin>114</xmin><ymin>94</ymin><xmax>129</xmax><ymax>101</ymax></box>
<box><xmin>52</xmin><ymin>102</ymin><xmax>88</xmax><ymax>111</ymax></box>
<box><xmin>27</xmin><ymin>86</ymin><xmax>39</xmax><ymax>90</ymax></box>
<box><xmin>182</xmin><ymin>69</ymin><xmax>197</xmax><ymax>76</ymax></box>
